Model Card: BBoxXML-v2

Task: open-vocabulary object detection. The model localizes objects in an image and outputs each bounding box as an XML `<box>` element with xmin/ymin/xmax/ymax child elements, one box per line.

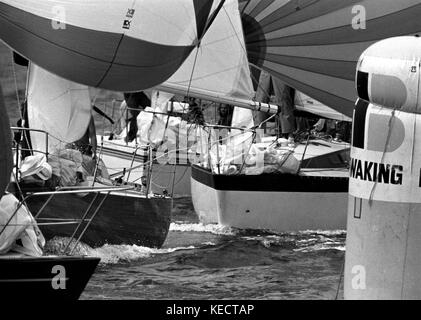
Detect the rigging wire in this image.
<box><xmin>368</xmin><ymin>107</ymin><xmax>396</xmax><ymax>205</ymax></box>
<box><xmin>335</xmin><ymin>259</ymin><xmax>345</xmax><ymax>300</ymax></box>
<box><xmin>222</xmin><ymin>5</ymin><xmax>278</xmax><ymax>127</ymax></box>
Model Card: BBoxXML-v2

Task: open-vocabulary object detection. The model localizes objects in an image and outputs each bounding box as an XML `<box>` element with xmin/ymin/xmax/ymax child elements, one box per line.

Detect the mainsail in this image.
<box><xmin>240</xmin><ymin>0</ymin><xmax>421</xmax><ymax>118</ymax></box>
<box><xmin>0</xmin><ymin>0</ymin><xmax>219</xmax><ymax>91</ymax></box>
<box><xmin>27</xmin><ymin>64</ymin><xmax>92</xmax><ymax>154</ymax></box>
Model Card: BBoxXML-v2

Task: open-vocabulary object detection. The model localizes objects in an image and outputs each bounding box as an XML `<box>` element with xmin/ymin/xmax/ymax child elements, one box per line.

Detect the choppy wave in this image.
<box><xmin>293</xmin><ymin>231</ymin><xmax>346</xmax><ymax>252</ymax></box>
<box><xmin>297</xmin><ymin>230</ymin><xmax>347</xmax><ymax>236</ymax></box>
<box><xmin>240</xmin><ymin>230</ymin><xmax>346</xmax><ymax>252</ymax></box>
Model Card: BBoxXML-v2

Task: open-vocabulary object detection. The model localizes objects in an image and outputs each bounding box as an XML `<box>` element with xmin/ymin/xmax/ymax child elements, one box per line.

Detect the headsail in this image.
<box><xmin>240</xmin><ymin>0</ymin><xmax>421</xmax><ymax>118</ymax></box>
<box><xmin>0</xmin><ymin>0</ymin><xmax>218</xmax><ymax>91</ymax></box>
<box><xmin>157</xmin><ymin>0</ymin><xmax>255</xmax><ymax>102</ymax></box>
<box><xmin>27</xmin><ymin>64</ymin><xmax>92</xmax><ymax>154</ymax></box>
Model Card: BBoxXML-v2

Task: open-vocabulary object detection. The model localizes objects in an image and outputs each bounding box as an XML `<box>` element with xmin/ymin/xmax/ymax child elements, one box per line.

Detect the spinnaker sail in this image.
<box><xmin>0</xmin><ymin>0</ymin><xmax>220</xmax><ymax>91</ymax></box>
<box><xmin>240</xmin><ymin>0</ymin><xmax>421</xmax><ymax>118</ymax></box>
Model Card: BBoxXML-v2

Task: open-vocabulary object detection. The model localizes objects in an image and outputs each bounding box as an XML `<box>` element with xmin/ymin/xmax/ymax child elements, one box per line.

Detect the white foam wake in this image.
<box><xmin>170</xmin><ymin>222</ymin><xmax>235</xmax><ymax>235</ymax></box>
<box><xmin>86</xmin><ymin>244</ymin><xmax>196</xmax><ymax>264</ymax></box>
<box><xmin>297</xmin><ymin>230</ymin><xmax>347</xmax><ymax>236</ymax></box>
<box><xmin>294</xmin><ymin>244</ymin><xmax>346</xmax><ymax>253</ymax></box>
<box><xmin>44</xmin><ymin>237</ymin><xmax>195</xmax><ymax>264</ymax></box>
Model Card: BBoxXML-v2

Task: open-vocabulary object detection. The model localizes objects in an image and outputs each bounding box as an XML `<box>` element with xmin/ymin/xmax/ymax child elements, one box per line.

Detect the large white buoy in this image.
<box><xmin>345</xmin><ymin>36</ymin><xmax>421</xmax><ymax>299</ymax></box>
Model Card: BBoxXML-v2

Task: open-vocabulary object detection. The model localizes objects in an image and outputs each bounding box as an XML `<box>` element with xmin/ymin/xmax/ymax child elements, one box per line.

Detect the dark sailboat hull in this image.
<box><xmin>19</xmin><ymin>186</ymin><xmax>172</xmax><ymax>248</ymax></box>
<box><xmin>0</xmin><ymin>255</ymin><xmax>100</xmax><ymax>299</ymax></box>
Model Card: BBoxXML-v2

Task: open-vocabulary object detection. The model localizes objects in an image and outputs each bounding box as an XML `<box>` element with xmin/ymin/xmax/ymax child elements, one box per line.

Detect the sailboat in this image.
<box><xmin>96</xmin><ymin>0</ymin><xmax>259</xmax><ymax>197</ymax></box>
<box><xmin>1</xmin><ymin>0</ymin><xmax>232</xmax><ymax>297</ymax></box>
<box><xmin>149</xmin><ymin>0</ymin><xmax>351</xmax><ymax>231</ymax></box>
<box><xmin>1</xmin><ymin>82</ymin><xmax>100</xmax><ymax>299</ymax></box>
<box><xmin>80</xmin><ymin>0</ymin><xmax>353</xmax><ymax>231</ymax></box>
<box><xmin>191</xmin><ymin>0</ymin><xmax>421</xmax><ymax>232</ymax></box>
<box><xmin>191</xmin><ymin>95</ymin><xmax>351</xmax><ymax>231</ymax></box>
<box><xmin>10</xmin><ymin>63</ymin><xmax>172</xmax><ymax>248</ymax></box>
<box><xmin>1</xmin><ymin>0</ymin><xmax>242</xmax><ymax>248</ymax></box>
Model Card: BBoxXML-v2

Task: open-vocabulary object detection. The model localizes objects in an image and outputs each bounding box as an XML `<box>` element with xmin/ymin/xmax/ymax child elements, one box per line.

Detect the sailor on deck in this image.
<box><xmin>72</xmin><ymin>114</ymin><xmax>97</xmax><ymax>158</ymax></box>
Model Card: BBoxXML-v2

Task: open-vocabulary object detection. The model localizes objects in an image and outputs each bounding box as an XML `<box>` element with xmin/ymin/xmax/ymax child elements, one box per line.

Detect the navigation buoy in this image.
<box><xmin>345</xmin><ymin>36</ymin><xmax>421</xmax><ymax>299</ymax></box>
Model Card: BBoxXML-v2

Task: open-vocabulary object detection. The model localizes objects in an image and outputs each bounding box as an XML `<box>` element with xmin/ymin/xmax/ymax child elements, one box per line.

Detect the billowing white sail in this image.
<box><xmin>27</xmin><ymin>64</ymin><xmax>92</xmax><ymax>154</ymax></box>
<box><xmin>157</xmin><ymin>0</ymin><xmax>255</xmax><ymax>102</ymax></box>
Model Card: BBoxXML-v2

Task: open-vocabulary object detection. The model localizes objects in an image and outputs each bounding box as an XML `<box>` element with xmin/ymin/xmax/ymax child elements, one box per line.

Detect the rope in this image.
<box><xmin>368</xmin><ymin>108</ymin><xmax>396</xmax><ymax>205</ymax></box>
<box><xmin>335</xmin><ymin>260</ymin><xmax>345</xmax><ymax>300</ymax></box>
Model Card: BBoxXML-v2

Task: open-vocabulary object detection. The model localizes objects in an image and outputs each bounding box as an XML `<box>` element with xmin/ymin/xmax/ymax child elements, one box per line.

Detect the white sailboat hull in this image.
<box><xmin>191</xmin><ymin>165</ymin><xmax>349</xmax><ymax>232</ymax></box>
<box><xmin>191</xmin><ymin>174</ymin><xmax>219</xmax><ymax>224</ymax></box>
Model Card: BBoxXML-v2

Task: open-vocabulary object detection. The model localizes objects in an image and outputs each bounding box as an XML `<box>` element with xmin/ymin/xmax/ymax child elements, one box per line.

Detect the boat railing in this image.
<box><xmin>10</xmin><ymin>126</ymin><xmax>142</xmax><ymax>189</ymax></box>
<box><xmin>10</xmin><ymin>127</ymin><xmax>50</xmax><ymax>179</ymax></box>
<box><xmin>94</xmin><ymin>101</ymin><xmax>183</xmax><ymax>195</ymax></box>
<box><xmin>2</xmin><ymin>184</ymin><xmax>135</xmax><ymax>256</ymax></box>
<box><xmin>196</xmin><ymin>124</ymin><xmax>258</xmax><ymax>175</ymax></box>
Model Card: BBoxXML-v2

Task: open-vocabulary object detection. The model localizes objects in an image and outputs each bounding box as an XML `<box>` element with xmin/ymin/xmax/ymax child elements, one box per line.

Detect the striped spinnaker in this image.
<box><xmin>0</xmin><ymin>0</ymin><xmax>218</xmax><ymax>91</ymax></box>
<box><xmin>240</xmin><ymin>0</ymin><xmax>421</xmax><ymax>118</ymax></box>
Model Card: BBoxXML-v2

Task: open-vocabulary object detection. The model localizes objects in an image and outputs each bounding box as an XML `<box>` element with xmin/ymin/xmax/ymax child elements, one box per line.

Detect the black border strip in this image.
<box><xmin>352</xmin><ymin>99</ymin><xmax>369</xmax><ymax>149</ymax></box>
<box><xmin>356</xmin><ymin>71</ymin><xmax>370</xmax><ymax>101</ymax></box>
<box><xmin>191</xmin><ymin>165</ymin><xmax>348</xmax><ymax>193</ymax></box>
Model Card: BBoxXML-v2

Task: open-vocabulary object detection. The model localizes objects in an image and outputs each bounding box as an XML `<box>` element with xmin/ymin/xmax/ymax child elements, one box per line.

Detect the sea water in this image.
<box><xmin>47</xmin><ymin>198</ymin><xmax>346</xmax><ymax>300</ymax></box>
